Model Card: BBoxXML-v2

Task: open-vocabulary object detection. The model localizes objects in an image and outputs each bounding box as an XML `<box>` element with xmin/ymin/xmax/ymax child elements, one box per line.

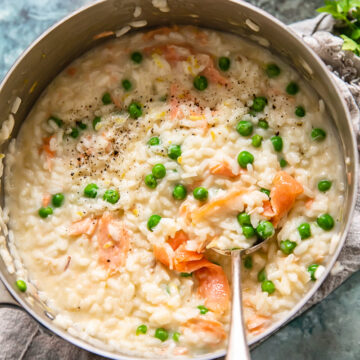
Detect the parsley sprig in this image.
<box><xmin>317</xmin><ymin>0</ymin><xmax>360</xmax><ymax>55</ymax></box>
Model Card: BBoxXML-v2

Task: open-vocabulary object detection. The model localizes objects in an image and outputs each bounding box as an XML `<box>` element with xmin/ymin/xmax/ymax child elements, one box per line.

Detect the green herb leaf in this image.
<box><xmin>341</xmin><ymin>34</ymin><xmax>360</xmax><ymax>55</ymax></box>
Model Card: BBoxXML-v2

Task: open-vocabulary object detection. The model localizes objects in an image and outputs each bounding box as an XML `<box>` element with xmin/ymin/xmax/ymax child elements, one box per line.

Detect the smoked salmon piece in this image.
<box><xmin>154</xmin><ymin>231</ymin><xmax>203</xmax><ymax>270</ymax></box>
<box><xmin>270</xmin><ymin>171</ymin><xmax>303</xmax><ymax>226</ymax></box>
<box><xmin>144</xmin><ymin>44</ymin><xmax>190</xmax><ymax>65</ymax></box>
<box><xmin>174</xmin><ymin>244</ymin><xmax>204</xmax><ymax>266</ymax></box>
<box><xmin>209</xmin><ymin>162</ymin><xmax>238</xmax><ymax>178</ymax></box>
<box><xmin>200</xmin><ymin>54</ymin><xmax>228</xmax><ymax>86</ymax></box>
<box><xmin>191</xmin><ymin>187</ymin><xmax>248</xmax><ymax>222</ymax></box>
<box><xmin>40</xmin><ymin>136</ymin><xmax>55</xmax><ymax>170</ymax></box>
<box><xmin>69</xmin><ymin>217</ymin><xmax>98</xmax><ymax>237</ymax></box>
<box><xmin>305</xmin><ymin>197</ymin><xmax>314</xmax><ymax>209</ymax></box>
<box><xmin>246</xmin><ymin>314</ymin><xmax>270</xmax><ymax>335</ymax></box>
<box><xmin>144</xmin><ymin>43</ymin><xmax>228</xmax><ymax>85</ymax></box>
<box><xmin>195</xmin><ymin>262</ymin><xmax>230</xmax><ymax>313</ymax></box>
<box><xmin>262</xmin><ymin>199</ymin><xmax>275</xmax><ymax>218</ymax></box>
<box><xmin>153</xmin><ymin>230</ymin><xmax>230</xmax><ymax>313</ymax></box>
<box><xmin>182</xmin><ymin>318</ymin><xmax>226</xmax><ymax>344</ymax></box>
<box><xmin>97</xmin><ymin>212</ymin><xmax>129</xmax><ymax>270</ymax></box>
<box><xmin>42</xmin><ymin>193</ymin><xmax>51</xmax><ymax>207</ymax></box>
<box><xmin>153</xmin><ymin>243</ymin><xmax>174</xmax><ymax>269</ymax></box>
<box><xmin>168</xmin><ymin>230</ymin><xmax>189</xmax><ymax>250</ymax></box>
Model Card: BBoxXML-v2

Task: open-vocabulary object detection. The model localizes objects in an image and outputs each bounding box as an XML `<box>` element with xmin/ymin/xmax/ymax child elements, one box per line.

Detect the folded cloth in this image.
<box><xmin>1</xmin><ymin>14</ymin><xmax>359</xmax><ymax>360</ymax></box>
<box><xmin>289</xmin><ymin>14</ymin><xmax>360</xmax><ymax>310</ymax></box>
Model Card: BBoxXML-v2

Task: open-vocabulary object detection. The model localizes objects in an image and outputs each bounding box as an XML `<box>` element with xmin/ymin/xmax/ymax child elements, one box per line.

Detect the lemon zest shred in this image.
<box><xmin>132</xmin><ymin>208</ymin><xmax>138</xmax><ymax>216</ymax></box>
<box><xmin>157</xmin><ymin>111</ymin><xmax>165</xmax><ymax>119</ymax></box>
<box><xmin>104</xmin><ymin>241</ymin><xmax>113</xmax><ymax>249</ymax></box>
<box><xmin>189</xmin><ymin>115</ymin><xmax>205</xmax><ymax>121</ymax></box>
<box><xmin>152</xmin><ymin>53</ymin><xmax>164</xmax><ymax>68</ymax></box>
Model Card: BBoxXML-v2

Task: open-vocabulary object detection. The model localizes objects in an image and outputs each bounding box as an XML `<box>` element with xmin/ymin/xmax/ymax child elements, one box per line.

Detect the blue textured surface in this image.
<box><xmin>0</xmin><ymin>1</ymin><xmax>359</xmax><ymax>359</ymax></box>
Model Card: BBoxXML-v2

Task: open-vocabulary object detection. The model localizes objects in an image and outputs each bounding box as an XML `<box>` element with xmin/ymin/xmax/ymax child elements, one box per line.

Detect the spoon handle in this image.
<box><xmin>225</xmin><ymin>251</ymin><xmax>251</xmax><ymax>360</ymax></box>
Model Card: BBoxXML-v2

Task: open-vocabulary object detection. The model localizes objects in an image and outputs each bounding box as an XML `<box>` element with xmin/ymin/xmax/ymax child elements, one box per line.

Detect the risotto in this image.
<box><xmin>5</xmin><ymin>26</ymin><xmax>345</xmax><ymax>357</ymax></box>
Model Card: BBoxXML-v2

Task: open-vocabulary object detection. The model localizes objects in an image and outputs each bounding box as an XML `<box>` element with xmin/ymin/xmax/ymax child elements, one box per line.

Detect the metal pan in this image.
<box><xmin>0</xmin><ymin>0</ymin><xmax>357</xmax><ymax>359</ymax></box>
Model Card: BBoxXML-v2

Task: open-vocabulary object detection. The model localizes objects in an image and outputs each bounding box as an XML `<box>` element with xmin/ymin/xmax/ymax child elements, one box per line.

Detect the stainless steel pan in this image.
<box><xmin>0</xmin><ymin>0</ymin><xmax>357</xmax><ymax>359</ymax></box>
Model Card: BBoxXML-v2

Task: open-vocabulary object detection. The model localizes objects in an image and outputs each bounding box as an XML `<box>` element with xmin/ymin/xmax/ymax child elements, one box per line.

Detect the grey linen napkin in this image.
<box><xmin>290</xmin><ymin>14</ymin><xmax>360</xmax><ymax>309</ymax></box>
<box><xmin>0</xmin><ymin>15</ymin><xmax>359</xmax><ymax>360</ymax></box>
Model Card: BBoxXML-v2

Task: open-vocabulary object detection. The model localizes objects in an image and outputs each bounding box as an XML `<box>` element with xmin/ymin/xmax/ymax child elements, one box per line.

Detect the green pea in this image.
<box><xmin>236</xmin><ymin>120</ymin><xmax>253</xmax><ymax>137</ymax></box>
<box><xmin>160</xmin><ymin>95</ymin><xmax>167</xmax><ymax>102</ymax></box>
<box><xmin>155</xmin><ymin>328</ymin><xmax>168</xmax><ymax>342</ymax></box>
<box><xmin>260</xmin><ymin>188</ymin><xmax>270</xmax><ymax>197</ymax></box>
<box><xmin>15</xmin><ymin>279</ymin><xmax>27</xmax><ymax>292</ymax></box>
<box><xmin>318</xmin><ymin>180</ymin><xmax>332</xmax><ymax>192</ymax></box>
<box><xmin>317</xmin><ymin>213</ymin><xmax>334</xmax><ymax>231</ymax></box>
<box><xmin>152</xmin><ymin>164</ymin><xmax>166</xmax><ymax>179</ymax></box>
<box><xmin>298</xmin><ymin>222</ymin><xmax>311</xmax><ymax>240</ymax></box>
<box><xmin>144</xmin><ymin>174</ymin><xmax>157</xmax><ymax>189</ymax></box>
<box><xmin>258</xmin><ymin>119</ymin><xmax>269</xmax><ymax>129</ymax></box>
<box><xmin>69</xmin><ymin>127</ymin><xmax>79</xmax><ymax>139</ymax></box>
<box><xmin>308</xmin><ymin>264</ymin><xmax>319</xmax><ymax>281</ymax></box>
<box><xmin>286</xmin><ymin>81</ymin><xmax>299</xmax><ymax>95</ymax></box>
<box><xmin>122</xmin><ymin>79</ymin><xmax>132</xmax><ymax>91</ymax></box>
<box><xmin>243</xmin><ymin>255</ymin><xmax>253</xmax><ymax>269</ymax></box>
<box><xmin>136</xmin><ymin>324</ymin><xmax>147</xmax><ymax>335</ymax></box>
<box><xmin>261</xmin><ymin>280</ymin><xmax>275</xmax><ymax>294</ymax></box>
<box><xmin>38</xmin><ymin>207</ymin><xmax>53</xmax><ymax>218</ymax></box>
<box><xmin>84</xmin><ymin>183</ymin><xmax>99</xmax><ymax>198</ymax></box>
<box><xmin>197</xmin><ymin>305</ymin><xmax>209</xmax><ymax>314</ymax></box>
<box><xmin>251</xmin><ymin>96</ymin><xmax>267</xmax><ymax>112</ymax></box>
<box><xmin>193</xmin><ymin>187</ymin><xmax>208</xmax><ymax>201</ymax></box>
<box><xmin>131</xmin><ymin>51</ymin><xmax>143</xmax><ymax>64</ymax></box>
<box><xmin>103</xmin><ymin>189</ymin><xmax>120</xmax><ymax>204</ymax></box>
<box><xmin>237</xmin><ymin>212</ymin><xmax>251</xmax><ymax>226</ymax></box>
<box><xmin>265</xmin><ymin>63</ymin><xmax>281</xmax><ymax>78</ymax></box>
<box><xmin>248</xmin><ymin>109</ymin><xmax>257</xmax><ymax>116</ymax></box>
<box><xmin>128</xmin><ymin>101</ymin><xmax>142</xmax><ymax>119</ymax></box>
<box><xmin>257</xmin><ymin>268</ymin><xmax>266</xmax><ymax>282</ymax></box>
<box><xmin>147</xmin><ymin>214</ymin><xmax>162</xmax><ymax>231</ymax></box>
<box><xmin>218</xmin><ymin>56</ymin><xmax>231</xmax><ymax>71</ymax></box>
<box><xmin>172</xmin><ymin>332</ymin><xmax>180</xmax><ymax>342</ymax></box>
<box><xmin>279</xmin><ymin>158</ymin><xmax>287</xmax><ymax>168</ymax></box>
<box><xmin>52</xmin><ymin>193</ymin><xmax>65</xmax><ymax>208</ymax></box>
<box><xmin>172</xmin><ymin>184</ymin><xmax>187</xmax><ymax>200</ymax></box>
<box><xmin>193</xmin><ymin>75</ymin><xmax>208</xmax><ymax>91</ymax></box>
<box><xmin>168</xmin><ymin>144</ymin><xmax>181</xmax><ymax>160</ymax></box>
<box><xmin>76</xmin><ymin>121</ymin><xmax>87</xmax><ymax>130</ymax></box>
<box><xmin>280</xmin><ymin>240</ymin><xmax>297</xmax><ymax>255</ymax></box>
<box><xmin>295</xmin><ymin>106</ymin><xmax>306</xmax><ymax>117</ymax></box>
<box><xmin>48</xmin><ymin>115</ymin><xmax>63</xmax><ymax>127</ymax></box>
<box><xmin>102</xmin><ymin>92</ymin><xmax>112</xmax><ymax>105</ymax></box>
<box><xmin>92</xmin><ymin>116</ymin><xmax>101</xmax><ymax>130</ymax></box>
<box><xmin>271</xmin><ymin>135</ymin><xmax>283</xmax><ymax>152</ymax></box>
<box><xmin>237</xmin><ymin>151</ymin><xmax>254</xmax><ymax>169</ymax></box>
<box><xmin>242</xmin><ymin>225</ymin><xmax>255</xmax><ymax>239</ymax></box>
<box><xmin>251</xmin><ymin>134</ymin><xmax>262</xmax><ymax>147</ymax></box>
<box><xmin>311</xmin><ymin>128</ymin><xmax>326</xmax><ymax>141</ymax></box>
<box><xmin>148</xmin><ymin>137</ymin><xmax>160</xmax><ymax>146</ymax></box>
<box><xmin>256</xmin><ymin>220</ymin><xmax>275</xmax><ymax>240</ymax></box>
<box><xmin>180</xmin><ymin>272</ymin><xmax>192</xmax><ymax>277</ymax></box>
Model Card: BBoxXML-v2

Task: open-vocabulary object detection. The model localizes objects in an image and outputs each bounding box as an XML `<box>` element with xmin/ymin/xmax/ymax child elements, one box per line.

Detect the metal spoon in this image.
<box><xmin>212</xmin><ymin>234</ymin><xmax>275</xmax><ymax>360</ymax></box>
